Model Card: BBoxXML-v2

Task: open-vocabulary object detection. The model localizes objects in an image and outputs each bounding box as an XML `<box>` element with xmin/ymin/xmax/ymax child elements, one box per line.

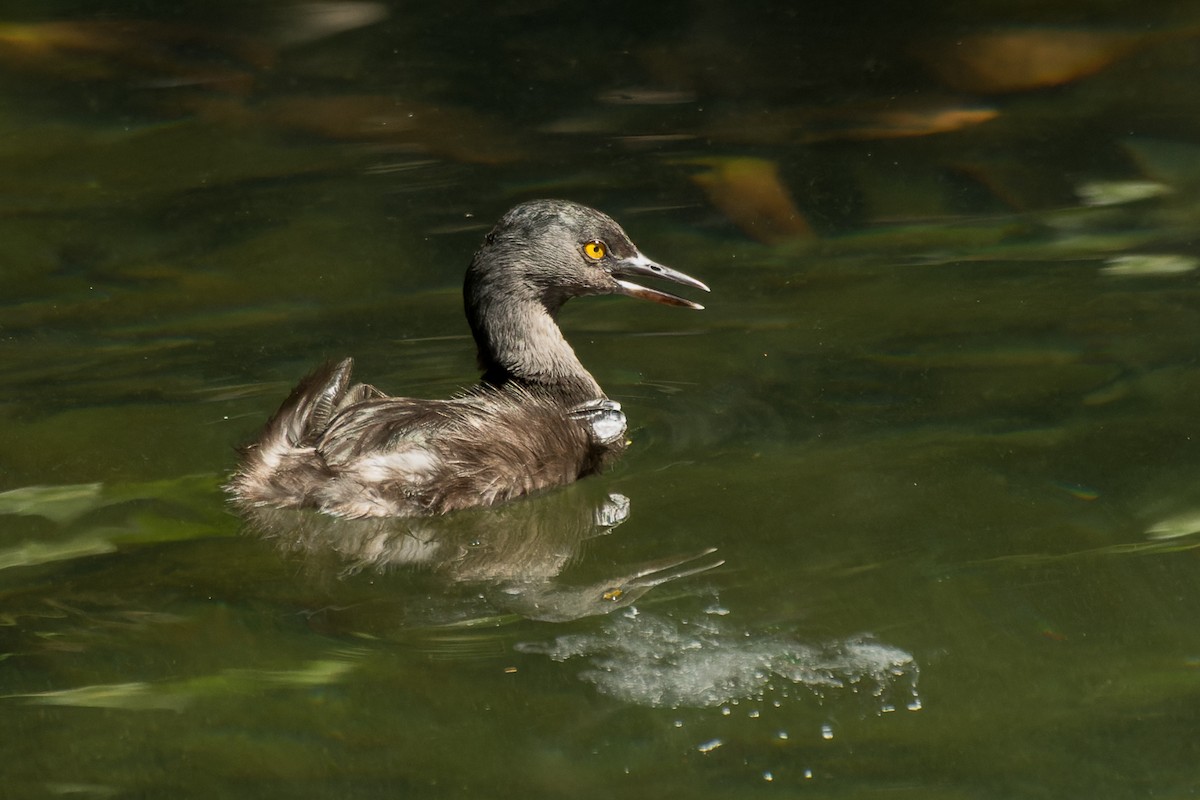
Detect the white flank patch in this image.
<box><xmin>353</xmin><ymin>449</ymin><xmax>439</xmax><ymax>484</ymax></box>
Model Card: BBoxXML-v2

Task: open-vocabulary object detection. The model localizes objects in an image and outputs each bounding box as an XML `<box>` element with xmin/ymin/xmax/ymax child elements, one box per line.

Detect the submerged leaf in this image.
<box><xmin>915</xmin><ymin>28</ymin><xmax>1149</xmax><ymax>93</ymax></box>
<box><xmin>1147</xmin><ymin>509</ymin><xmax>1200</xmax><ymax>540</ymax></box>
<box><xmin>244</xmin><ymin>95</ymin><xmax>526</xmax><ymax>164</ymax></box>
<box><xmin>0</xmin><ymin>474</ymin><xmax>235</xmax><ymax>571</ymax></box>
<box><xmin>0</xmin><ymin>474</ymin><xmax>225</xmax><ymax>525</ymax></box>
<box><xmin>12</xmin><ymin>681</ymin><xmax>191</xmax><ymax>712</ymax></box>
<box><xmin>801</xmin><ymin>103</ymin><xmax>998</xmax><ymax>142</ymax></box>
<box><xmin>702</xmin><ymin>101</ymin><xmax>997</xmax><ymax>146</ymax></box>
<box><xmin>1076</xmin><ymin>180</ymin><xmax>1173</xmax><ymax>207</ymax></box>
<box><xmin>1101</xmin><ymin>254</ymin><xmax>1198</xmax><ymax>276</ymax></box>
<box><xmin>271</xmin><ymin>2</ymin><xmax>389</xmax><ymax>47</ymax></box>
<box><xmin>686</xmin><ymin>157</ymin><xmax>813</xmax><ymax>244</ymax></box>
<box><xmin>8</xmin><ymin>655</ymin><xmax>362</xmax><ymax>711</ymax></box>
<box><xmin>0</xmin><ymin>20</ymin><xmax>270</xmax><ymax>92</ymax></box>
<box><xmin>0</xmin><ymin>483</ymin><xmax>103</xmax><ymax>524</ymax></box>
<box><xmin>0</xmin><ymin>534</ymin><xmax>117</xmax><ymax>571</ymax></box>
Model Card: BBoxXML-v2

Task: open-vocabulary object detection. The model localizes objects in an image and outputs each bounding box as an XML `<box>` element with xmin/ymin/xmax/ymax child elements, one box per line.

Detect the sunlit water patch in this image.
<box><xmin>518</xmin><ymin>607</ymin><xmax>921</xmax><ymax>712</ymax></box>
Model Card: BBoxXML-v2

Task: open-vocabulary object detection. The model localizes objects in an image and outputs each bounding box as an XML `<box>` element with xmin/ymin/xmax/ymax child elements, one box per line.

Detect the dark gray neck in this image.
<box><xmin>465</xmin><ymin>276</ymin><xmax>604</xmax><ymax>405</ymax></box>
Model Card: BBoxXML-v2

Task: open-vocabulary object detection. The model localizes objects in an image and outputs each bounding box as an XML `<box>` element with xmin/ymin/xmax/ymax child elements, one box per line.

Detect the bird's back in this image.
<box><xmin>227</xmin><ymin>359</ymin><xmax>623</xmax><ymax>518</ymax></box>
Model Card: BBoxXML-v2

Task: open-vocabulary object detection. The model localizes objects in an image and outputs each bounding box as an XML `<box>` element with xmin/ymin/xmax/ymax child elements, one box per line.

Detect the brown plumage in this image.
<box><xmin>226</xmin><ymin>200</ymin><xmax>708</xmax><ymax>518</ymax></box>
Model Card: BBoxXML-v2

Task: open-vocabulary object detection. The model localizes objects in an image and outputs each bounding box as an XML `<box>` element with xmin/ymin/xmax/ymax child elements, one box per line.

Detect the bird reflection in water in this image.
<box><xmin>239</xmin><ymin>483</ymin><xmax>722</xmax><ymax>625</ymax></box>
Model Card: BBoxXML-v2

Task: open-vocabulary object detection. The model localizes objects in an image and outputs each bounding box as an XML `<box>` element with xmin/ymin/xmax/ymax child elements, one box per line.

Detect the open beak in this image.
<box><xmin>610</xmin><ymin>253</ymin><xmax>710</xmax><ymax>310</ymax></box>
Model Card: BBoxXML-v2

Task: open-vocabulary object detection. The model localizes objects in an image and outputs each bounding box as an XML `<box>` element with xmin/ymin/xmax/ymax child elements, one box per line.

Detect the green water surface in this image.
<box><xmin>2</xmin><ymin>1</ymin><xmax>1199</xmax><ymax>798</ymax></box>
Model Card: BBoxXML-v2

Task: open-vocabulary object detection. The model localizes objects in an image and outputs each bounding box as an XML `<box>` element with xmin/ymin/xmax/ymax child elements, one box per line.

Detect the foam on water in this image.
<box><xmin>518</xmin><ymin>611</ymin><xmax>921</xmax><ymax>710</ymax></box>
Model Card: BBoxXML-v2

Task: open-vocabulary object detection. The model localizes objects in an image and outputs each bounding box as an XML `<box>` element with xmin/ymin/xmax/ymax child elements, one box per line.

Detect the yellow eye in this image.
<box><xmin>583</xmin><ymin>240</ymin><xmax>607</xmax><ymax>260</ymax></box>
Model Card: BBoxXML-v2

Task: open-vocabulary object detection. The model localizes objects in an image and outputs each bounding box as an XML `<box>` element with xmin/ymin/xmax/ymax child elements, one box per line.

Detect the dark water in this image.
<box><xmin>3</xmin><ymin>1</ymin><xmax>1200</xmax><ymax>797</ymax></box>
